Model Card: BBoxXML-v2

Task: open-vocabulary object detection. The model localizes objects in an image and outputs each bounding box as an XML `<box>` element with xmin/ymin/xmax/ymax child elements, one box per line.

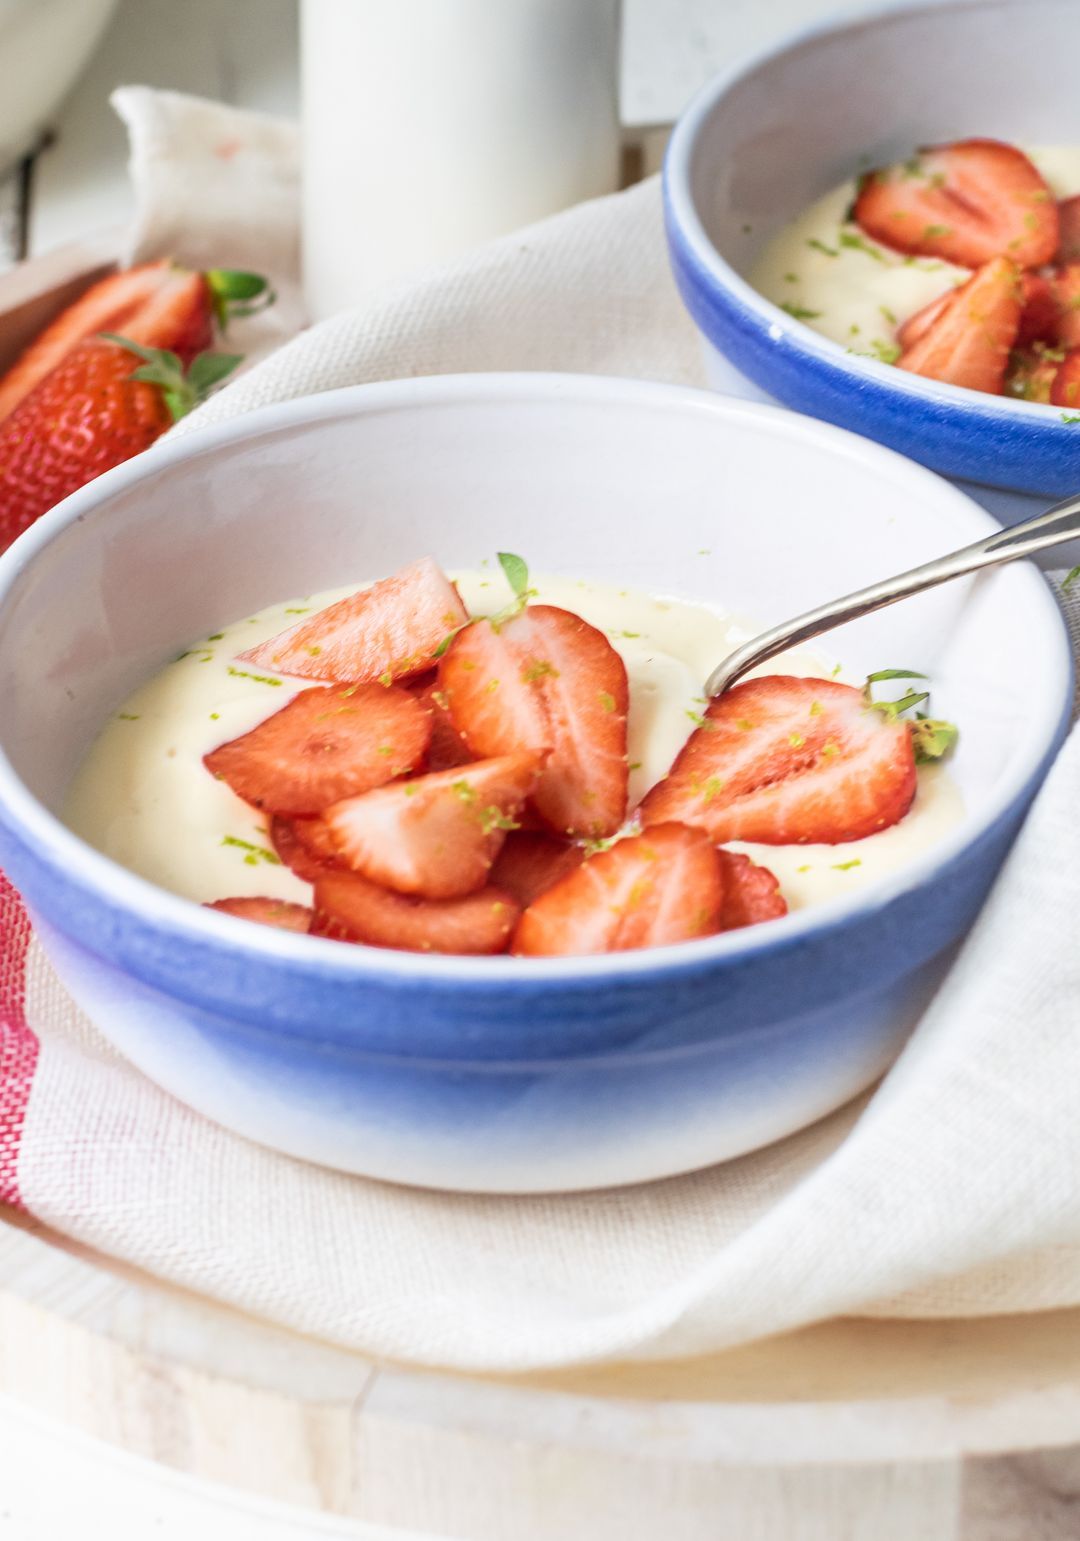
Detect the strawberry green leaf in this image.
<box><xmin>206</xmin><ymin>269</ymin><xmax>276</xmax><ymax>330</ymax></box>
<box><xmin>497</xmin><ymin>552</ymin><xmax>530</xmax><ymax>598</ymax></box>
<box><xmin>869</xmin><ymin>689</ymin><xmax>930</xmax><ymax>720</ymax></box>
<box><xmin>187</xmin><ymin>351</ymin><xmax>244</xmax><ymax>395</ymax></box>
<box><xmin>864</xmin><ymin>668</ymin><xmax>927</xmax><ymax>685</ymax></box>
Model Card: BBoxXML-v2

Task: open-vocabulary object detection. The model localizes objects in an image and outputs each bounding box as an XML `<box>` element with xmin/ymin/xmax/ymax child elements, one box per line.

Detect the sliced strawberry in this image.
<box><xmin>205</xmin><ymin>897</ymin><xmax>314</xmax><ymax>933</ymax></box>
<box><xmin>1052</xmin><ymin>263</ymin><xmax>1080</xmax><ymax>350</ymax></box>
<box><xmin>896</xmin><ymin>288</ymin><xmax>954</xmax><ymax>351</ymax></box>
<box><xmin>1016</xmin><ymin>272</ymin><xmax>1061</xmax><ymax>348</ymax></box>
<box><xmin>897</xmin><ymin>257</ymin><xmax>1021</xmax><ymax>394</ymax></box>
<box><xmin>717</xmin><ymin>850</ymin><xmax>788</xmax><ymax>930</ymax></box>
<box><xmin>313</xmin><ymin>870</ymin><xmax>519</xmax><ymax>954</ymax></box>
<box><xmin>0</xmin><ymin>262</ymin><xmax>213</xmax><ymax>425</ymax></box>
<box><xmin>639</xmin><ymin>677</ymin><xmax>916</xmax><ymax>845</ymax></box>
<box><xmin>269</xmin><ymin>815</ymin><xmax>343</xmax><ymax>883</ymax></box>
<box><xmin>854</xmin><ymin>139</ymin><xmax>1058</xmax><ymax>269</ymax></box>
<box><xmin>204</xmin><ymin>683</ymin><xmax>431</xmax><ymax>815</ymax></box>
<box><xmin>438</xmin><ymin>605</ymin><xmax>629</xmax><ymax>839</ymax></box>
<box><xmin>236</xmin><ymin>558</ymin><xmax>468</xmax><ymax>686</ymax></box>
<box><xmin>324</xmin><ymin>751</ymin><xmax>544</xmax><ymax>899</ymax></box>
<box><xmin>410</xmin><ymin>676</ymin><xmax>474</xmax><ymax>771</ymax></box>
<box><xmin>489</xmin><ymin>831</ymin><xmax>586</xmax><ymax>908</ymax></box>
<box><xmin>1005</xmin><ymin>347</ymin><xmax>1060</xmax><ymax>404</ymax></box>
<box><xmin>512</xmin><ymin>823</ymin><xmax>723</xmax><ymax>957</ymax></box>
<box><xmin>1059</xmin><ymin>196</ymin><xmax>1080</xmax><ymax>262</ymax></box>
<box><xmin>1051</xmin><ymin>350</ymin><xmax>1080</xmax><ymax>410</ymax></box>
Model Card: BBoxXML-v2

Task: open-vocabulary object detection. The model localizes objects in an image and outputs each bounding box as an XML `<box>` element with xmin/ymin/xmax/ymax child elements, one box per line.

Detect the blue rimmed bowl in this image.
<box><xmin>0</xmin><ymin>374</ymin><xmax>1070</xmax><ymax>1192</ymax></box>
<box><xmin>664</xmin><ymin>0</ymin><xmax>1080</xmax><ymax>501</ymax></box>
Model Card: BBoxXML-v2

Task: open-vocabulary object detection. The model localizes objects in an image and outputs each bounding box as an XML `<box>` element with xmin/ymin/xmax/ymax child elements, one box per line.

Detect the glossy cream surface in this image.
<box><xmin>63</xmin><ymin>571</ymin><xmax>963</xmax><ymax>915</ymax></box>
<box><xmin>751</xmin><ymin>147</ymin><xmax>1080</xmax><ymax>356</ymax></box>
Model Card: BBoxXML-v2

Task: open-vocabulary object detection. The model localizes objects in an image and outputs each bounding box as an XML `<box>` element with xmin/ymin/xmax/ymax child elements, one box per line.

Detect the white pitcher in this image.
<box><xmin>301</xmin><ymin>0</ymin><xmax>622</xmax><ymax>318</ymax></box>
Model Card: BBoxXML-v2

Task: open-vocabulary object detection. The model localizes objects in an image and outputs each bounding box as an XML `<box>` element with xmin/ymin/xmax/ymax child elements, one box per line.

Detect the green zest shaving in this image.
<box><xmin>221</xmin><ymin>834</ymin><xmax>281</xmax><ymax>867</ymax></box>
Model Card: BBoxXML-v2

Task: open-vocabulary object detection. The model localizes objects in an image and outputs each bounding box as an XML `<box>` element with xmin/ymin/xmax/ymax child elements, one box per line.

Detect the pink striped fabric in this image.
<box><xmin>0</xmin><ymin>871</ymin><xmax>37</xmax><ymax>1209</ymax></box>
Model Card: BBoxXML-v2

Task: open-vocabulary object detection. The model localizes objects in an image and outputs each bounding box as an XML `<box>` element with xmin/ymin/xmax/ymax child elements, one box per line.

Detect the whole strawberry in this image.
<box><xmin>0</xmin><ymin>264</ymin><xmax>272</xmax><ymax>555</ymax></box>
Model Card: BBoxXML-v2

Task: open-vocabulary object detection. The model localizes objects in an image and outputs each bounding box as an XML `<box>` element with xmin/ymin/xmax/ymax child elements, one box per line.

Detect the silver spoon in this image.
<box><xmin>705</xmin><ymin>492</ymin><xmax>1080</xmax><ymax>698</ymax></box>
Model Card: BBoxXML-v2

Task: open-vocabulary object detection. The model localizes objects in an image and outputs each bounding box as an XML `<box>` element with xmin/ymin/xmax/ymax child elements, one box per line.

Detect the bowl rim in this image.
<box><xmin>0</xmin><ymin>370</ymin><xmax>1071</xmax><ymax>992</ymax></box>
<box><xmin>662</xmin><ymin>0</ymin><xmax>1080</xmax><ymax>431</ymax></box>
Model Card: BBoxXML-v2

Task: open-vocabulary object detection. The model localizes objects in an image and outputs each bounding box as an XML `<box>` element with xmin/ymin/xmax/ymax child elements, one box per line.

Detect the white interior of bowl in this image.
<box><xmin>0</xmin><ymin>376</ymin><xmax>1068</xmax><ymax>975</ymax></box>
<box><xmin>688</xmin><ymin>0</ymin><xmax>1080</xmax><ymax>273</ymax></box>
<box><xmin>670</xmin><ymin>0</ymin><xmax>1080</xmax><ymax>421</ymax></box>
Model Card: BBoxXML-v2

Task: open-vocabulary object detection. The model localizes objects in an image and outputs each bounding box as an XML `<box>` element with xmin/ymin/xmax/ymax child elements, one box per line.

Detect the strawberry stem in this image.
<box><xmin>100</xmin><ymin>332</ymin><xmax>243</xmax><ymax>422</ymax></box>
<box><xmin>205</xmin><ymin>269</ymin><xmax>276</xmax><ymax>331</ymax></box>
<box><xmin>862</xmin><ymin>668</ymin><xmax>958</xmax><ymax>762</ymax></box>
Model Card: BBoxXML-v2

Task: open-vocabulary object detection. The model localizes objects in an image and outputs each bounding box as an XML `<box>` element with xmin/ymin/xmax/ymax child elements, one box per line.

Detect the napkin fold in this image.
<box><xmin>3</xmin><ymin>89</ymin><xmax>1080</xmax><ymax>1373</ymax></box>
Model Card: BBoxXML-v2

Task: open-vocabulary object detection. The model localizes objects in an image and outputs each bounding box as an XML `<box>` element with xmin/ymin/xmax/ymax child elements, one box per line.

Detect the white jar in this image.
<box><xmin>301</xmin><ymin>0</ymin><xmax>622</xmax><ymax>319</ymax></box>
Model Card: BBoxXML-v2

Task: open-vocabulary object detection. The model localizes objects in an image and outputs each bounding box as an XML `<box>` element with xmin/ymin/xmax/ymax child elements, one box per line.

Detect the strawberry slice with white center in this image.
<box><xmin>717</xmin><ymin>851</ymin><xmax>788</xmax><ymax>930</ymax></box>
<box><xmin>236</xmin><ymin>557</ymin><xmax>468</xmax><ymax>686</ymax></box>
<box><xmin>489</xmin><ymin>831</ymin><xmax>585</xmax><ymax>908</ymax></box>
<box><xmin>313</xmin><ymin>870</ymin><xmax>519</xmax><ymax>954</ymax></box>
<box><xmin>269</xmin><ymin>815</ymin><xmax>343</xmax><ymax>883</ymax></box>
<box><xmin>438</xmin><ymin>605</ymin><xmax>629</xmax><ymax>839</ymax></box>
<box><xmin>639</xmin><ymin>677</ymin><xmax>916</xmax><ymax>845</ymax></box>
<box><xmin>206</xmin><ymin>897</ymin><xmax>314</xmax><ymax>933</ymax></box>
<box><xmin>897</xmin><ymin>256</ymin><xmax>1021</xmax><ymax>394</ymax></box>
<box><xmin>204</xmin><ymin>683</ymin><xmax>431</xmax><ymax>815</ymax></box>
<box><xmin>512</xmin><ymin>823</ymin><xmax>723</xmax><ymax>957</ymax></box>
<box><xmin>324</xmin><ymin>751</ymin><xmax>545</xmax><ymax>899</ymax></box>
<box><xmin>854</xmin><ymin>139</ymin><xmax>1058</xmax><ymax>269</ymax></box>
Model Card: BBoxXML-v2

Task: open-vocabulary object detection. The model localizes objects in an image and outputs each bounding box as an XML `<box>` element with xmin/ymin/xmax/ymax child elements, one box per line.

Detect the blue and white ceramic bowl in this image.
<box><xmin>0</xmin><ymin>375</ymin><xmax>1069</xmax><ymax>1192</ymax></box>
<box><xmin>664</xmin><ymin>0</ymin><xmax>1080</xmax><ymax>500</ymax></box>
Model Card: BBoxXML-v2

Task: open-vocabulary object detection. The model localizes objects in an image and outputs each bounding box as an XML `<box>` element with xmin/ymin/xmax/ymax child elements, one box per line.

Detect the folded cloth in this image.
<box><xmin>3</xmin><ymin>90</ymin><xmax>1080</xmax><ymax>1373</ymax></box>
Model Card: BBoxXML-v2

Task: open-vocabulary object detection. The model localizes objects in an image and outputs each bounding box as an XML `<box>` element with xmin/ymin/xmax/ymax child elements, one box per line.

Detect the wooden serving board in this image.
<box><xmin>6</xmin><ymin>1205</ymin><xmax>1080</xmax><ymax>1538</ymax></box>
<box><xmin>5</xmin><ymin>237</ymin><xmax>1080</xmax><ymax>1540</ymax></box>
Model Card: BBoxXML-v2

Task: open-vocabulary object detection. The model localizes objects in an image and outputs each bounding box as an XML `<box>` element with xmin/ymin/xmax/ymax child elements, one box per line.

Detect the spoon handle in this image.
<box><xmin>705</xmin><ymin>491</ymin><xmax>1080</xmax><ymax>698</ymax></box>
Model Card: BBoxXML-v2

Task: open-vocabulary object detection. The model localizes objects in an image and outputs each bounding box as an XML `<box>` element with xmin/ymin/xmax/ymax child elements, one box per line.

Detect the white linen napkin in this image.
<box><xmin>12</xmin><ymin>87</ymin><xmax>1080</xmax><ymax>1372</ymax></box>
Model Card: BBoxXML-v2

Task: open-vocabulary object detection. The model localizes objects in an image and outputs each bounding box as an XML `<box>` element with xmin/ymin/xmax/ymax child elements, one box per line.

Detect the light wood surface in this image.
<box><xmin>6</xmin><ymin>1204</ymin><xmax>1080</xmax><ymax>1539</ymax></box>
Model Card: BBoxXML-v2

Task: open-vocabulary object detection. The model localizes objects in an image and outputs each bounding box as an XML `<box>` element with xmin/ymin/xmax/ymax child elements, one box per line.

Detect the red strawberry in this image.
<box><xmin>205</xmin><ymin>897</ymin><xmax>314</xmax><ymax>933</ymax></box>
<box><xmin>325</xmin><ymin>751</ymin><xmax>545</xmax><ymax>899</ymax></box>
<box><xmin>1051</xmin><ymin>264</ymin><xmax>1080</xmax><ymax>349</ymax></box>
<box><xmin>897</xmin><ymin>257</ymin><xmax>1021</xmax><ymax>394</ymax></box>
<box><xmin>854</xmin><ymin>139</ymin><xmax>1058</xmax><ymax>269</ymax></box>
<box><xmin>512</xmin><ymin>823</ymin><xmax>723</xmax><ymax>957</ymax></box>
<box><xmin>411</xmin><ymin>676</ymin><xmax>474</xmax><ymax>771</ymax></box>
<box><xmin>0</xmin><ymin>339</ymin><xmax>176</xmax><ymax>553</ymax></box>
<box><xmin>717</xmin><ymin>850</ymin><xmax>788</xmax><ymax>930</ymax></box>
<box><xmin>313</xmin><ymin>870</ymin><xmax>519</xmax><ymax>954</ymax></box>
<box><xmin>1016</xmin><ymin>272</ymin><xmax>1062</xmax><ymax>348</ymax></box>
<box><xmin>1005</xmin><ymin>348</ymin><xmax>1060</xmax><ymax>404</ymax></box>
<box><xmin>236</xmin><ymin>558</ymin><xmax>469</xmax><ymax>686</ymax></box>
<box><xmin>896</xmin><ymin>288</ymin><xmax>954</xmax><ymax>351</ymax></box>
<box><xmin>269</xmin><ymin>815</ymin><xmax>343</xmax><ymax>883</ymax></box>
<box><xmin>1051</xmin><ymin>350</ymin><xmax>1080</xmax><ymax>410</ymax></box>
<box><xmin>439</xmin><ymin>605</ymin><xmax>629</xmax><ymax>838</ymax></box>
<box><xmin>639</xmin><ymin>677</ymin><xmax>916</xmax><ymax>845</ymax></box>
<box><xmin>1059</xmin><ymin>195</ymin><xmax>1080</xmax><ymax>262</ymax></box>
<box><xmin>489</xmin><ymin>831</ymin><xmax>585</xmax><ymax>908</ymax></box>
<box><xmin>0</xmin><ymin>262</ymin><xmax>212</xmax><ymax>424</ymax></box>
<box><xmin>204</xmin><ymin>683</ymin><xmax>431</xmax><ymax>815</ymax></box>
